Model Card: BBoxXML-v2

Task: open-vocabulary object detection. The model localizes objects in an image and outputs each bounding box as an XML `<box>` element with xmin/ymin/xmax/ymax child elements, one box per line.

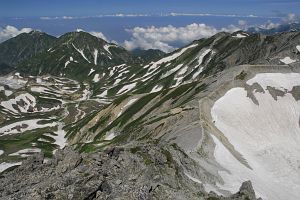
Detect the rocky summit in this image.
<box><xmin>0</xmin><ymin>29</ymin><xmax>300</xmax><ymax>200</ymax></box>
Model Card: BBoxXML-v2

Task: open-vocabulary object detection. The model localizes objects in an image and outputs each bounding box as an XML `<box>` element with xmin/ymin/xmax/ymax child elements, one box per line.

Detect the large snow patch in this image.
<box><xmin>211</xmin><ymin>73</ymin><xmax>300</xmax><ymax>200</ymax></box>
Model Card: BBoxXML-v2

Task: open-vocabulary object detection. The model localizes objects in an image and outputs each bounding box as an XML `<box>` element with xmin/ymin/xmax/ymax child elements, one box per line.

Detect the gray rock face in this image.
<box><xmin>0</xmin><ymin>146</ymin><xmax>260</xmax><ymax>200</ymax></box>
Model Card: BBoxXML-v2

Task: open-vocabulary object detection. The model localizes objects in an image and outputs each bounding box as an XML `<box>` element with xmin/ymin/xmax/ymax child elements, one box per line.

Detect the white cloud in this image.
<box><xmin>89</xmin><ymin>31</ymin><xmax>108</xmax><ymax>41</ymax></box>
<box><xmin>123</xmin><ymin>23</ymin><xmax>240</xmax><ymax>52</ymax></box>
<box><xmin>238</xmin><ymin>20</ymin><xmax>247</xmax><ymax>26</ymax></box>
<box><xmin>282</xmin><ymin>13</ymin><xmax>299</xmax><ymax>23</ymax></box>
<box><xmin>259</xmin><ymin>20</ymin><xmax>280</xmax><ymax>30</ymax></box>
<box><xmin>40</xmin><ymin>16</ymin><xmax>76</xmax><ymax>20</ymax></box>
<box><xmin>76</xmin><ymin>28</ymin><xmax>109</xmax><ymax>42</ymax></box>
<box><xmin>0</xmin><ymin>25</ymin><xmax>33</xmax><ymax>43</ymax></box>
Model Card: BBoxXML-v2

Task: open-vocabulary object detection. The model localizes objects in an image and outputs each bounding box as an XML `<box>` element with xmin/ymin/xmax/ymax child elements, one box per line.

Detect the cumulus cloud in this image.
<box><xmin>123</xmin><ymin>23</ymin><xmax>240</xmax><ymax>52</ymax></box>
<box><xmin>0</xmin><ymin>25</ymin><xmax>33</xmax><ymax>43</ymax></box>
<box><xmin>89</xmin><ymin>31</ymin><xmax>108</xmax><ymax>41</ymax></box>
<box><xmin>259</xmin><ymin>20</ymin><xmax>280</xmax><ymax>29</ymax></box>
<box><xmin>238</xmin><ymin>20</ymin><xmax>247</xmax><ymax>26</ymax></box>
<box><xmin>76</xmin><ymin>28</ymin><xmax>109</xmax><ymax>42</ymax></box>
<box><xmin>282</xmin><ymin>13</ymin><xmax>299</xmax><ymax>23</ymax></box>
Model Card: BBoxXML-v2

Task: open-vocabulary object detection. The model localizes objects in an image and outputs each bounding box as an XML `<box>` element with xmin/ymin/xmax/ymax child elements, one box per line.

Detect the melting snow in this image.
<box><xmin>78</xmin><ymin>88</ymin><xmax>91</xmax><ymax>101</ymax></box>
<box><xmin>1</xmin><ymin>93</ymin><xmax>36</xmax><ymax>113</ymax></box>
<box><xmin>148</xmin><ymin>44</ymin><xmax>198</xmax><ymax>71</ymax></box>
<box><xmin>9</xmin><ymin>148</ymin><xmax>41</xmax><ymax>157</ymax></box>
<box><xmin>0</xmin><ymin>119</ymin><xmax>57</xmax><ymax>136</ymax></box>
<box><xmin>117</xmin><ymin>98</ymin><xmax>138</xmax><ymax>117</ymax></box>
<box><xmin>232</xmin><ymin>33</ymin><xmax>248</xmax><ymax>38</ymax></box>
<box><xmin>114</xmin><ymin>79</ymin><xmax>122</xmax><ymax>85</ymax></box>
<box><xmin>94</xmin><ymin>49</ymin><xmax>98</xmax><ymax>65</ymax></box>
<box><xmin>117</xmin><ymin>83</ymin><xmax>137</xmax><ymax>94</ymax></box>
<box><xmin>198</xmin><ymin>49</ymin><xmax>211</xmax><ymax>65</ymax></box>
<box><xmin>45</xmin><ymin>123</ymin><xmax>67</xmax><ymax>149</ymax></box>
<box><xmin>161</xmin><ymin>64</ymin><xmax>183</xmax><ymax>78</ymax></box>
<box><xmin>0</xmin><ymin>76</ymin><xmax>27</xmax><ymax>89</ymax></box>
<box><xmin>64</xmin><ymin>57</ymin><xmax>74</xmax><ymax>68</ymax></box>
<box><xmin>93</xmin><ymin>74</ymin><xmax>101</xmax><ymax>83</ymax></box>
<box><xmin>0</xmin><ymin>162</ymin><xmax>22</xmax><ymax>173</ymax></box>
<box><xmin>104</xmin><ymin>132</ymin><xmax>116</xmax><ymax>140</ymax></box>
<box><xmin>211</xmin><ymin>73</ymin><xmax>300</xmax><ymax>200</ymax></box>
<box><xmin>65</xmin><ymin>61</ymin><xmax>70</xmax><ymax>68</ymax></box>
<box><xmin>72</xmin><ymin>43</ymin><xmax>91</xmax><ymax>63</ymax></box>
<box><xmin>104</xmin><ymin>44</ymin><xmax>116</xmax><ymax>55</ymax></box>
<box><xmin>297</xmin><ymin>45</ymin><xmax>300</xmax><ymax>53</ymax></box>
<box><xmin>88</xmin><ymin>68</ymin><xmax>95</xmax><ymax>76</ymax></box>
<box><xmin>280</xmin><ymin>57</ymin><xmax>297</xmax><ymax>64</ymax></box>
<box><xmin>178</xmin><ymin>66</ymin><xmax>189</xmax><ymax>76</ymax></box>
<box><xmin>0</xmin><ymin>150</ymin><xmax>4</xmax><ymax>156</ymax></box>
<box><xmin>151</xmin><ymin>85</ymin><xmax>163</xmax><ymax>93</ymax></box>
<box><xmin>192</xmin><ymin>67</ymin><xmax>204</xmax><ymax>79</ymax></box>
<box><xmin>4</xmin><ymin>90</ymin><xmax>13</xmax><ymax>96</ymax></box>
<box><xmin>97</xmin><ymin>90</ymin><xmax>107</xmax><ymax>98</ymax></box>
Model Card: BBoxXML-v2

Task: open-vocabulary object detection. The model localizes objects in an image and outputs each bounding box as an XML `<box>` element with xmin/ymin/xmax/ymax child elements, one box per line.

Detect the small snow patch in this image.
<box><xmin>93</xmin><ymin>74</ymin><xmax>101</xmax><ymax>83</ymax></box>
<box><xmin>72</xmin><ymin>43</ymin><xmax>91</xmax><ymax>63</ymax></box>
<box><xmin>0</xmin><ymin>162</ymin><xmax>22</xmax><ymax>173</ymax></box>
<box><xmin>97</xmin><ymin>90</ymin><xmax>107</xmax><ymax>98</ymax></box>
<box><xmin>151</xmin><ymin>85</ymin><xmax>163</xmax><ymax>93</ymax></box>
<box><xmin>104</xmin><ymin>132</ymin><xmax>116</xmax><ymax>140</ymax></box>
<box><xmin>9</xmin><ymin>148</ymin><xmax>41</xmax><ymax>157</ymax></box>
<box><xmin>198</xmin><ymin>49</ymin><xmax>211</xmax><ymax>65</ymax></box>
<box><xmin>88</xmin><ymin>68</ymin><xmax>95</xmax><ymax>76</ymax></box>
<box><xmin>117</xmin><ymin>83</ymin><xmax>137</xmax><ymax>94</ymax></box>
<box><xmin>94</xmin><ymin>49</ymin><xmax>98</xmax><ymax>65</ymax></box>
<box><xmin>232</xmin><ymin>33</ymin><xmax>248</xmax><ymax>38</ymax></box>
<box><xmin>192</xmin><ymin>67</ymin><xmax>204</xmax><ymax>79</ymax></box>
<box><xmin>280</xmin><ymin>57</ymin><xmax>297</xmax><ymax>64</ymax></box>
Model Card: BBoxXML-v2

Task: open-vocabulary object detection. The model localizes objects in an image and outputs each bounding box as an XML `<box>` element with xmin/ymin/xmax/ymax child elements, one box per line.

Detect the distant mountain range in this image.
<box><xmin>248</xmin><ymin>22</ymin><xmax>300</xmax><ymax>35</ymax></box>
<box><xmin>0</xmin><ymin>30</ymin><xmax>164</xmax><ymax>79</ymax></box>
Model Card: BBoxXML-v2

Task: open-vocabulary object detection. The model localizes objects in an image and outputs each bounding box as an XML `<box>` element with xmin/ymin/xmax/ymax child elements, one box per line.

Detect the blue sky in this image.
<box><xmin>0</xmin><ymin>1</ymin><xmax>299</xmax><ymax>52</ymax></box>
<box><xmin>1</xmin><ymin>0</ymin><xmax>299</xmax><ymax>17</ymax></box>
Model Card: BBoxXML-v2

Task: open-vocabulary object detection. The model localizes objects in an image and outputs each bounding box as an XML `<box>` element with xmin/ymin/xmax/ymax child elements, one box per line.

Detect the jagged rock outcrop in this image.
<box><xmin>0</xmin><ymin>147</ymin><xmax>260</xmax><ymax>200</ymax></box>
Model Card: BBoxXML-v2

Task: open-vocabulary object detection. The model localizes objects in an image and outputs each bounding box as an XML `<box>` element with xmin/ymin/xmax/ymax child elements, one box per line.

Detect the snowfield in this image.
<box><xmin>280</xmin><ymin>57</ymin><xmax>297</xmax><ymax>64</ymax></box>
<box><xmin>0</xmin><ymin>162</ymin><xmax>22</xmax><ymax>173</ymax></box>
<box><xmin>104</xmin><ymin>132</ymin><xmax>116</xmax><ymax>140</ymax></box>
<box><xmin>0</xmin><ymin>119</ymin><xmax>57</xmax><ymax>136</ymax></box>
<box><xmin>45</xmin><ymin>123</ymin><xmax>67</xmax><ymax>149</ymax></box>
<box><xmin>297</xmin><ymin>45</ymin><xmax>300</xmax><ymax>53</ymax></box>
<box><xmin>9</xmin><ymin>148</ymin><xmax>41</xmax><ymax>157</ymax></box>
<box><xmin>1</xmin><ymin>93</ymin><xmax>36</xmax><ymax>113</ymax></box>
<box><xmin>116</xmin><ymin>98</ymin><xmax>138</xmax><ymax>117</ymax></box>
<box><xmin>93</xmin><ymin>74</ymin><xmax>101</xmax><ymax>83</ymax></box>
<box><xmin>148</xmin><ymin>43</ymin><xmax>198</xmax><ymax>71</ymax></box>
<box><xmin>232</xmin><ymin>33</ymin><xmax>248</xmax><ymax>38</ymax></box>
<box><xmin>72</xmin><ymin>43</ymin><xmax>91</xmax><ymax>63</ymax></box>
<box><xmin>151</xmin><ymin>85</ymin><xmax>163</xmax><ymax>93</ymax></box>
<box><xmin>0</xmin><ymin>76</ymin><xmax>27</xmax><ymax>89</ymax></box>
<box><xmin>117</xmin><ymin>83</ymin><xmax>137</xmax><ymax>94</ymax></box>
<box><xmin>197</xmin><ymin>49</ymin><xmax>211</xmax><ymax>65</ymax></box>
<box><xmin>211</xmin><ymin>73</ymin><xmax>300</xmax><ymax>200</ymax></box>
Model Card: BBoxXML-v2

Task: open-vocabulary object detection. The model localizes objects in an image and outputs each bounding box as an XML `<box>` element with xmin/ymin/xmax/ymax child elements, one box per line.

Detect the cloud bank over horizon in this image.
<box><xmin>123</xmin><ymin>23</ymin><xmax>240</xmax><ymax>52</ymax></box>
<box><xmin>0</xmin><ymin>12</ymin><xmax>299</xmax><ymax>52</ymax></box>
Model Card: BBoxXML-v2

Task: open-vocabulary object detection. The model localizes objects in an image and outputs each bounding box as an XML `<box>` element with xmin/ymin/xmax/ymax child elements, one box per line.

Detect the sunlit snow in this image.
<box><xmin>211</xmin><ymin>73</ymin><xmax>300</xmax><ymax>200</ymax></box>
<box><xmin>280</xmin><ymin>57</ymin><xmax>297</xmax><ymax>64</ymax></box>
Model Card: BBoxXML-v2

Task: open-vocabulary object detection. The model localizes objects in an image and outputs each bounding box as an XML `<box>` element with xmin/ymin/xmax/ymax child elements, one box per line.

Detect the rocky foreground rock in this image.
<box><xmin>0</xmin><ymin>146</ymin><xmax>261</xmax><ymax>200</ymax></box>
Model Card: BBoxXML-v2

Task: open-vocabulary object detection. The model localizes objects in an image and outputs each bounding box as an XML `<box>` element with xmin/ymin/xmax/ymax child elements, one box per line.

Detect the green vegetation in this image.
<box><xmin>235</xmin><ymin>70</ymin><xmax>247</xmax><ymax>80</ymax></box>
